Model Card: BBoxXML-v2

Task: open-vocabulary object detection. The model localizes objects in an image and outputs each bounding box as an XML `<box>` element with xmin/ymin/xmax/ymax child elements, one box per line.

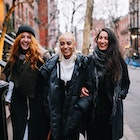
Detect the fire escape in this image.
<box><xmin>0</xmin><ymin>31</ymin><xmax>15</xmax><ymax>61</ymax></box>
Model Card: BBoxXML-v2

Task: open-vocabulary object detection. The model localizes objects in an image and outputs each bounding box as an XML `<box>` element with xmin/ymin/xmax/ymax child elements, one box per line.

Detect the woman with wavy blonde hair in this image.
<box><xmin>3</xmin><ymin>24</ymin><xmax>50</xmax><ymax>140</ymax></box>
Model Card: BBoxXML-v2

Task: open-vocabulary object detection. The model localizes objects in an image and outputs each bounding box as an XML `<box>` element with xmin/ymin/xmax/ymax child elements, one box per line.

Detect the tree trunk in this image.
<box><xmin>0</xmin><ymin>0</ymin><xmax>33</xmax><ymax>60</ymax></box>
<box><xmin>0</xmin><ymin>4</ymin><xmax>15</xmax><ymax>60</ymax></box>
<box><xmin>82</xmin><ymin>0</ymin><xmax>94</xmax><ymax>55</ymax></box>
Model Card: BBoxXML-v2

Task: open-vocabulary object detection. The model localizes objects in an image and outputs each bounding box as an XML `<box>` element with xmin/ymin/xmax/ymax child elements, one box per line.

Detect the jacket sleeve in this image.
<box><xmin>75</xmin><ymin>95</ymin><xmax>93</xmax><ymax>112</ymax></box>
<box><xmin>119</xmin><ymin>61</ymin><xmax>130</xmax><ymax>99</ymax></box>
<box><xmin>2</xmin><ymin>62</ymin><xmax>11</xmax><ymax>82</ymax></box>
<box><xmin>39</xmin><ymin>63</ymin><xmax>49</xmax><ymax>79</ymax></box>
<box><xmin>38</xmin><ymin>72</ymin><xmax>50</xmax><ymax>118</ymax></box>
<box><xmin>75</xmin><ymin>55</ymin><xmax>94</xmax><ymax>112</ymax></box>
<box><xmin>5</xmin><ymin>81</ymin><xmax>14</xmax><ymax>104</ymax></box>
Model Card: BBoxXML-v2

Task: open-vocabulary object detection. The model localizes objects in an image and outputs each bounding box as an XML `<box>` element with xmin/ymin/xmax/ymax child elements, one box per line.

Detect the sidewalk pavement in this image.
<box><xmin>6</xmin><ymin>105</ymin><xmax>139</xmax><ymax>140</ymax></box>
<box><xmin>121</xmin><ymin>122</ymin><xmax>139</xmax><ymax>140</ymax></box>
<box><xmin>79</xmin><ymin>121</ymin><xmax>139</xmax><ymax>140</ymax></box>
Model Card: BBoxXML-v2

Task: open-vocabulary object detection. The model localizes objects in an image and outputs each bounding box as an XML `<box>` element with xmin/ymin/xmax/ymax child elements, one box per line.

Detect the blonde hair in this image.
<box><xmin>58</xmin><ymin>32</ymin><xmax>77</xmax><ymax>61</ymax></box>
<box><xmin>59</xmin><ymin>32</ymin><xmax>76</xmax><ymax>42</ymax></box>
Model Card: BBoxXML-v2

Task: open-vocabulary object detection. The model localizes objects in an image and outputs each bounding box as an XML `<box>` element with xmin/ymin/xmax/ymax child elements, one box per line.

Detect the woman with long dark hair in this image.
<box><xmin>82</xmin><ymin>28</ymin><xmax>130</xmax><ymax>140</ymax></box>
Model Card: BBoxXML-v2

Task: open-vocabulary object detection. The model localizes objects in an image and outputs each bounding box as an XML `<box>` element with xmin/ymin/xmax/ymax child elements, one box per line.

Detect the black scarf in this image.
<box><xmin>93</xmin><ymin>47</ymin><xmax>107</xmax><ymax>77</ymax></box>
<box><xmin>12</xmin><ymin>54</ymin><xmax>38</xmax><ymax>98</ymax></box>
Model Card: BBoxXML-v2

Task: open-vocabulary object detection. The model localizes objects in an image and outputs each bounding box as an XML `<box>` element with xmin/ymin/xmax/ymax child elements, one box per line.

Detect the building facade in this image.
<box><xmin>38</xmin><ymin>0</ymin><xmax>48</xmax><ymax>48</ymax></box>
<box><xmin>47</xmin><ymin>0</ymin><xmax>59</xmax><ymax>52</ymax></box>
<box><xmin>91</xmin><ymin>18</ymin><xmax>105</xmax><ymax>50</ymax></box>
<box><xmin>117</xmin><ymin>15</ymin><xmax>130</xmax><ymax>56</ymax></box>
<box><xmin>129</xmin><ymin>0</ymin><xmax>140</xmax><ymax>57</ymax></box>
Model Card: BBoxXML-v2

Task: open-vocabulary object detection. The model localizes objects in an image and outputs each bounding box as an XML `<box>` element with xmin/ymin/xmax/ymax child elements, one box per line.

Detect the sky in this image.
<box><xmin>93</xmin><ymin>0</ymin><xmax>129</xmax><ymax>19</ymax></box>
<box><xmin>58</xmin><ymin>0</ymin><xmax>129</xmax><ymax>32</ymax></box>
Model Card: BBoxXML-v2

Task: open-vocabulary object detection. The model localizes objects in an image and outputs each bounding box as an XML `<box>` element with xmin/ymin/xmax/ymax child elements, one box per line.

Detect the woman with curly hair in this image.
<box><xmin>3</xmin><ymin>24</ymin><xmax>50</xmax><ymax>140</ymax></box>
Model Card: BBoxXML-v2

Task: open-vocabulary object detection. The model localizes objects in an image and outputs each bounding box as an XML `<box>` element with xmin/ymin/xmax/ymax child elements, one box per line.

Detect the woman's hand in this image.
<box><xmin>80</xmin><ymin>87</ymin><xmax>89</xmax><ymax>97</ymax></box>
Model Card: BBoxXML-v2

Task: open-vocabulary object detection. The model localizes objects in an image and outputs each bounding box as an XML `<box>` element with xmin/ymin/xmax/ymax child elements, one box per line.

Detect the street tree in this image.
<box><xmin>107</xmin><ymin>0</ymin><xmax>121</xmax><ymax>37</ymax></box>
<box><xmin>82</xmin><ymin>0</ymin><xmax>94</xmax><ymax>55</ymax></box>
<box><xmin>58</xmin><ymin>0</ymin><xmax>85</xmax><ymax>33</ymax></box>
<box><xmin>70</xmin><ymin>0</ymin><xmax>84</xmax><ymax>33</ymax></box>
<box><xmin>0</xmin><ymin>0</ymin><xmax>33</xmax><ymax>61</ymax></box>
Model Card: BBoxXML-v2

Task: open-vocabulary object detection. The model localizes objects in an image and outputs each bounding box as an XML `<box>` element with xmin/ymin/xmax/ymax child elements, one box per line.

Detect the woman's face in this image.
<box><xmin>59</xmin><ymin>35</ymin><xmax>76</xmax><ymax>59</ymax></box>
<box><xmin>97</xmin><ymin>31</ymin><xmax>109</xmax><ymax>51</ymax></box>
<box><xmin>20</xmin><ymin>32</ymin><xmax>31</xmax><ymax>50</ymax></box>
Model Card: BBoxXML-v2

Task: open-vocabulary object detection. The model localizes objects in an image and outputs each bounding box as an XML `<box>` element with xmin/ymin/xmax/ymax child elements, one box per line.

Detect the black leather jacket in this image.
<box><xmin>40</xmin><ymin>54</ymin><xmax>92</xmax><ymax>139</ymax></box>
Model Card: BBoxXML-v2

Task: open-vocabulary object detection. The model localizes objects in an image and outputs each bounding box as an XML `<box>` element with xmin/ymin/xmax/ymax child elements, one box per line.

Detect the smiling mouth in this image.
<box><xmin>63</xmin><ymin>50</ymin><xmax>70</xmax><ymax>53</ymax></box>
<box><xmin>23</xmin><ymin>43</ymin><xmax>29</xmax><ymax>46</ymax></box>
<box><xmin>100</xmin><ymin>44</ymin><xmax>106</xmax><ymax>47</ymax></box>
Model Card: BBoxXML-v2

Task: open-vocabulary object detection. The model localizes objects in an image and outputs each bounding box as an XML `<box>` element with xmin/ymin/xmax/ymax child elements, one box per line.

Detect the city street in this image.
<box><xmin>123</xmin><ymin>66</ymin><xmax>140</xmax><ymax>139</ymax></box>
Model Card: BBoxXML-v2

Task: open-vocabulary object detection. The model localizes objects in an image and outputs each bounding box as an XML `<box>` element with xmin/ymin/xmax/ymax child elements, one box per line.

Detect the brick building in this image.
<box><xmin>129</xmin><ymin>0</ymin><xmax>140</xmax><ymax>56</ymax></box>
<box><xmin>48</xmin><ymin>0</ymin><xmax>59</xmax><ymax>52</ymax></box>
<box><xmin>38</xmin><ymin>0</ymin><xmax>48</xmax><ymax>48</ymax></box>
<box><xmin>117</xmin><ymin>15</ymin><xmax>130</xmax><ymax>55</ymax></box>
<box><xmin>91</xmin><ymin>18</ymin><xmax>105</xmax><ymax>50</ymax></box>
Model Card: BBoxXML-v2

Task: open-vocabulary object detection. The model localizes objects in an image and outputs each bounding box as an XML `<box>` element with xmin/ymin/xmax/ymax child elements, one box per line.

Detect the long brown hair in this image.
<box><xmin>8</xmin><ymin>33</ymin><xmax>44</xmax><ymax>70</ymax></box>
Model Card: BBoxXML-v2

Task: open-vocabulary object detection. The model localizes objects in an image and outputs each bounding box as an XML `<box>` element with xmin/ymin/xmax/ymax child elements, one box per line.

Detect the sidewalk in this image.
<box><xmin>122</xmin><ymin>122</ymin><xmax>139</xmax><ymax>140</ymax></box>
<box><xmin>79</xmin><ymin>121</ymin><xmax>139</xmax><ymax>140</ymax></box>
<box><xmin>6</xmin><ymin>105</ymin><xmax>139</xmax><ymax>140</ymax></box>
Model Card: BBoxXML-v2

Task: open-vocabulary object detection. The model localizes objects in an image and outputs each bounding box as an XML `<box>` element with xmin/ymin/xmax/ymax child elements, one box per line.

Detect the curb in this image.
<box><xmin>122</xmin><ymin>122</ymin><xmax>139</xmax><ymax>140</ymax></box>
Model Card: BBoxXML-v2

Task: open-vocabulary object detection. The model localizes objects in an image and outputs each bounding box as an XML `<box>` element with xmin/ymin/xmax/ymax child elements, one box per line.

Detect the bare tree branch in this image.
<box><xmin>0</xmin><ymin>0</ymin><xmax>34</xmax><ymax>60</ymax></box>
